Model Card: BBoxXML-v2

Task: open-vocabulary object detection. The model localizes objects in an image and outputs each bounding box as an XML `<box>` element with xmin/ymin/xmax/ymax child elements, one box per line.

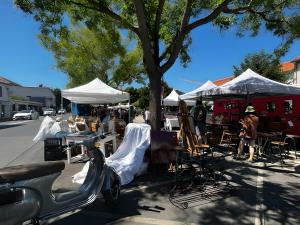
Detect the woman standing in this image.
<box><xmin>236</xmin><ymin>106</ymin><xmax>259</xmax><ymax>162</ymax></box>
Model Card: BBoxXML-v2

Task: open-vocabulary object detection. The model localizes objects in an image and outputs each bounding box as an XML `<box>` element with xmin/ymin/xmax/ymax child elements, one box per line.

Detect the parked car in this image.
<box><xmin>57</xmin><ymin>108</ymin><xmax>66</xmax><ymax>114</ymax></box>
<box><xmin>43</xmin><ymin>108</ymin><xmax>56</xmax><ymax>116</ymax></box>
<box><xmin>13</xmin><ymin>110</ymin><xmax>39</xmax><ymax>120</ymax></box>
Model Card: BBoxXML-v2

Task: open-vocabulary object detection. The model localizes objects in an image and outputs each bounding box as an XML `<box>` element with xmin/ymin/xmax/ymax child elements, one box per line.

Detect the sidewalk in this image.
<box><xmin>49</xmin><ymin>152</ymin><xmax>300</xmax><ymax>225</ymax></box>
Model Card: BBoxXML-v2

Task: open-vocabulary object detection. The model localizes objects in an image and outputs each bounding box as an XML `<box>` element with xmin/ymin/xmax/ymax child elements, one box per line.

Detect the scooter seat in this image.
<box><xmin>0</xmin><ymin>161</ymin><xmax>65</xmax><ymax>184</ymax></box>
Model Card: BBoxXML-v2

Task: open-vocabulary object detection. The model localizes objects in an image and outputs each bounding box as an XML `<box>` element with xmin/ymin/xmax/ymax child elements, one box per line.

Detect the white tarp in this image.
<box><xmin>203</xmin><ymin>68</ymin><xmax>300</xmax><ymax>97</ymax></box>
<box><xmin>179</xmin><ymin>80</ymin><xmax>217</xmax><ymax>100</ymax></box>
<box><xmin>73</xmin><ymin>123</ymin><xmax>151</xmax><ymax>186</ymax></box>
<box><xmin>62</xmin><ymin>78</ymin><xmax>129</xmax><ymax>104</ymax></box>
<box><xmin>33</xmin><ymin>116</ymin><xmax>55</xmax><ymax>142</ymax></box>
<box><xmin>163</xmin><ymin>89</ymin><xmax>195</xmax><ymax>106</ymax></box>
<box><xmin>33</xmin><ymin>116</ymin><xmax>70</xmax><ymax>142</ymax></box>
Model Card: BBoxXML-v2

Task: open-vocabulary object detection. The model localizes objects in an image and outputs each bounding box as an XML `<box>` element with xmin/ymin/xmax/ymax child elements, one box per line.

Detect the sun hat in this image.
<box><xmin>245</xmin><ymin>105</ymin><xmax>256</xmax><ymax>113</ymax></box>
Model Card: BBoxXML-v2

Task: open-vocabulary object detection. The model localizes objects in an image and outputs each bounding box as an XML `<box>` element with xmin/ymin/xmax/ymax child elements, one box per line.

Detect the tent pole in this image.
<box><xmin>128</xmin><ymin>95</ymin><xmax>131</xmax><ymax>123</ymax></box>
<box><xmin>61</xmin><ymin>95</ymin><xmax>63</xmax><ymax>109</ymax></box>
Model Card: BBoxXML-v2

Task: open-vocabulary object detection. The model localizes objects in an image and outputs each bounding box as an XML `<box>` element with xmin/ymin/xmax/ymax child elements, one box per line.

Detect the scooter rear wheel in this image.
<box><xmin>102</xmin><ymin>172</ymin><xmax>120</xmax><ymax>207</ymax></box>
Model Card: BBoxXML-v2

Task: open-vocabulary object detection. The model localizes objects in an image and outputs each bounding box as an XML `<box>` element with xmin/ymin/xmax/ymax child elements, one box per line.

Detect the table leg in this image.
<box><xmin>67</xmin><ymin>147</ymin><xmax>71</xmax><ymax>164</ymax></box>
<box><xmin>112</xmin><ymin>137</ymin><xmax>117</xmax><ymax>153</ymax></box>
<box><xmin>100</xmin><ymin>142</ymin><xmax>106</xmax><ymax>157</ymax></box>
<box><xmin>81</xmin><ymin>145</ymin><xmax>85</xmax><ymax>155</ymax></box>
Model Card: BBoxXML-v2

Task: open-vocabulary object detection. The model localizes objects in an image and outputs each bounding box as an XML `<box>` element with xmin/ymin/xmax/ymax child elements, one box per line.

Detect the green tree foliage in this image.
<box><xmin>51</xmin><ymin>88</ymin><xmax>62</xmax><ymax>109</ymax></box>
<box><xmin>15</xmin><ymin>0</ymin><xmax>300</xmax><ymax>130</ymax></box>
<box><xmin>125</xmin><ymin>87</ymin><xmax>140</xmax><ymax>104</ymax></box>
<box><xmin>39</xmin><ymin>26</ymin><xmax>127</xmax><ymax>87</ymax></box>
<box><xmin>138</xmin><ymin>87</ymin><xmax>150</xmax><ymax>110</ymax></box>
<box><xmin>51</xmin><ymin>88</ymin><xmax>71</xmax><ymax>110</ymax></box>
<box><xmin>113</xmin><ymin>46</ymin><xmax>147</xmax><ymax>87</ymax></box>
<box><xmin>162</xmin><ymin>80</ymin><xmax>172</xmax><ymax>97</ymax></box>
<box><xmin>125</xmin><ymin>80</ymin><xmax>172</xmax><ymax>109</ymax></box>
<box><xmin>233</xmin><ymin>50</ymin><xmax>288</xmax><ymax>82</ymax></box>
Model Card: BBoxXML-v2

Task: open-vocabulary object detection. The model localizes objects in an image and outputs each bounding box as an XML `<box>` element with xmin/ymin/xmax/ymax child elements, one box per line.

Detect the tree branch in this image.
<box><xmin>222</xmin><ymin>0</ymin><xmax>286</xmax><ymax>23</ymax></box>
<box><xmin>161</xmin><ymin>0</ymin><xmax>193</xmax><ymax>74</ymax></box>
<box><xmin>153</xmin><ymin>0</ymin><xmax>165</xmax><ymax>63</ymax></box>
<box><xmin>68</xmin><ymin>0</ymin><xmax>139</xmax><ymax>36</ymax></box>
<box><xmin>185</xmin><ymin>0</ymin><xmax>232</xmax><ymax>32</ymax></box>
<box><xmin>134</xmin><ymin>0</ymin><xmax>158</xmax><ymax>73</ymax></box>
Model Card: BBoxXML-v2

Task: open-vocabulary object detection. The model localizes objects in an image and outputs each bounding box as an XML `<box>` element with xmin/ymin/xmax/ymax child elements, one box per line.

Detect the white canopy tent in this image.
<box><xmin>179</xmin><ymin>80</ymin><xmax>217</xmax><ymax>100</ymax></box>
<box><xmin>163</xmin><ymin>89</ymin><xmax>195</xmax><ymax>106</ymax></box>
<box><xmin>62</xmin><ymin>78</ymin><xmax>129</xmax><ymax>104</ymax></box>
<box><xmin>202</xmin><ymin>68</ymin><xmax>300</xmax><ymax>98</ymax></box>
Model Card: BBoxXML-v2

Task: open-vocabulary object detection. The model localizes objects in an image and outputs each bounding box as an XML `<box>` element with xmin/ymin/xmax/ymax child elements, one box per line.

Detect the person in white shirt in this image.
<box><xmin>144</xmin><ymin>108</ymin><xmax>150</xmax><ymax>124</ymax></box>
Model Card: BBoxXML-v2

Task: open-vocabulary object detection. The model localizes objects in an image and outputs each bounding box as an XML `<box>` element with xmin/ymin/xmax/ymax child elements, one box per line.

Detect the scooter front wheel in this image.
<box><xmin>102</xmin><ymin>172</ymin><xmax>120</xmax><ymax>207</ymax></box>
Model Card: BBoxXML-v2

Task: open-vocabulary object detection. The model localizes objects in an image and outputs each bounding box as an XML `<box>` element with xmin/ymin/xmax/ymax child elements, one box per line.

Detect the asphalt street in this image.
<box><xmin>0</xmin><ymin>118</ymin><xmax>44</xmax><ymax>167</ymax></box>
<box><xmin>0</xmin><ymin>118</ymin><xmax>299</xmax><ymax>225</ymax></box>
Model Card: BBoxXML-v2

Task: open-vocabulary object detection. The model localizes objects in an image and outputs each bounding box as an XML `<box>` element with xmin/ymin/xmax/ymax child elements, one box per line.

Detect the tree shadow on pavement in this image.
<box><xmin>50</xmin><ymin>156</ymin><xmax>300</xmax><ymax>225</ymax></box>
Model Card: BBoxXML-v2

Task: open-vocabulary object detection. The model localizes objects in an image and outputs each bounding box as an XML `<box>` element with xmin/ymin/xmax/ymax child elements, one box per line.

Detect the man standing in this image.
<box><xmin>144</xmin><ymin>108</ymin><xmax>150</xmax><ymax>124</ymax></box>
<box><xmin>190</xmin><ymin>100</ymin><xmax>207</xmax><ymax>143</ymax></box>
<box><xmin>237</xmin><ymin>105</ymin><xmax>259</xmax><ymax>162</ymax></box>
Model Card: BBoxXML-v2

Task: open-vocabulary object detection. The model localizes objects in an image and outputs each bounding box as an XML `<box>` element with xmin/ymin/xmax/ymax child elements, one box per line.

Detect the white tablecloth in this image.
<box><xmin>73</xmin><ymin>123</ymin><xmax>151</xmax><ymax>185</ymax></box>
<box><xmin>165</xmin><ymin>118</ymin><xmax>179</xmax><ymax>131</ymax></box>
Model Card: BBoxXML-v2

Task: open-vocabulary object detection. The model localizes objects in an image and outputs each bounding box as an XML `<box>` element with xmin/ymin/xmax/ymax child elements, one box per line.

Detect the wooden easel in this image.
<box><xmin>177</xmin><ymin>100</ymin><xmax>209</xmax><ymax>157</ymax></box>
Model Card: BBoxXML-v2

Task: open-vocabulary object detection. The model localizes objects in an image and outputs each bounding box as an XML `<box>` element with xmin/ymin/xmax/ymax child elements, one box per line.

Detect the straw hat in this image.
<box><xmin>245</xmin><ymin>106</ymin><xmax>256</xmax><ymax>113</ymax></box>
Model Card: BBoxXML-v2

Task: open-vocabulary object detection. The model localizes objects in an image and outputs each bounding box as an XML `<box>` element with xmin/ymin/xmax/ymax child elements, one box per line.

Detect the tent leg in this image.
<box><xmin>128</xmin><ymin>95</ymin><xmax>131</xmax><ymax>123</ymax></box>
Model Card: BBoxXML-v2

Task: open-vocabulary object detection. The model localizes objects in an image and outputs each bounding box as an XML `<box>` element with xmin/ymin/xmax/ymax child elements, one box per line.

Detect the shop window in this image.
<box><xmin>266</xmin><ymin>102</ymin><xmax>276</xmax><ymax>112</ymax></box>
<box><xmin>284</xmin><ymin>100</ymin><xmax>293</xmax><ymax>114</ymax></box>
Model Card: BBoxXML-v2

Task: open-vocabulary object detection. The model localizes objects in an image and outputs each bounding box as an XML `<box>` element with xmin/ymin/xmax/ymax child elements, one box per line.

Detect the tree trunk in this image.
<box><xmin>148</xmin><ymin>69</ymin><xmax>162</xmax><ymax>131</ymax></box>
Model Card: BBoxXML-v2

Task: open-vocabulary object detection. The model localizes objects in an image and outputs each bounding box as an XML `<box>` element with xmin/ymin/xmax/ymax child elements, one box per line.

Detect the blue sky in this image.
<box><xmin>1</xmin><ymin>1</ymin><xmax>300</xmax><ymax>92</ymax></box>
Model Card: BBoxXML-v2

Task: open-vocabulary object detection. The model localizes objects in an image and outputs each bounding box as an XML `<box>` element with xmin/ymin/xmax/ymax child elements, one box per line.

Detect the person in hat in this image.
<box><xmin>236</xmin><ymin>105</ymin><xmax>259</xmax><ymax>162</ymax></box>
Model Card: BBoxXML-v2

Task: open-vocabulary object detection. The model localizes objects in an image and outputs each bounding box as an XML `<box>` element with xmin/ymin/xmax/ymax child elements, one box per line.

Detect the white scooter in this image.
<box><xmin>0</xmin><ymin>136</ymin><xmax>120</xmax><ymax>225</ymax></box>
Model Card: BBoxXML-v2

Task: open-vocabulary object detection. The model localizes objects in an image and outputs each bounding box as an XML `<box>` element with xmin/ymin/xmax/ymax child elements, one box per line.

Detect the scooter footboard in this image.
<box><xmin>0</xmin><ymin>187</ymin><xmax>41</xmax><ymax>225</ymax></box>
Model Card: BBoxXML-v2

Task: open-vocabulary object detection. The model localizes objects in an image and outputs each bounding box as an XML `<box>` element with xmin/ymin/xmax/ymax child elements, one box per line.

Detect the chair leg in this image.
<box><xmin>279</xmin><ymin>145</ymin><xmax>285</xmax><ymax>164</ymax></box>
<box><xmin>293</xmin><ymin>139</ymin><xmax>297</xmax><ymax>159</ymax></box>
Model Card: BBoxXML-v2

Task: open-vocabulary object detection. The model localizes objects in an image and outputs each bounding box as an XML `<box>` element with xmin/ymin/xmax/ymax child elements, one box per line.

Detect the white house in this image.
<box><xmin>0</xmin><ymin>77</ymin><xmax>56</xmax><ymax>119</ymax></box>
<box><xmin>8</xmin><ymin>86</ymin><xmax>55</xmax><ymax>108</ymax></box>
<box><xmin>281</xmin><ymin>56</ymin><xmax>300</xmax><ymax>86</ymax></box>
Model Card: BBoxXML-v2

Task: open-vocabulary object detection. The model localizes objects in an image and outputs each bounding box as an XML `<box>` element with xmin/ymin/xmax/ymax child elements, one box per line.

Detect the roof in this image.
<box><xmin>213</xmin><ymin>76</ymin><xmax>234</xmax><ymax>86</ymax></box>
<box><xmin>280</xmin><ymin>61</ymin><xmax>295</xmax><ymax>73</ymax></box>
<box><xmin>9</xmin><ymin>86</ymin><xmax>55</xmax><ymax>98</ymax></box>
<box><xmin>0</xmin><ymin>77</ymin><xmax>21</xmax><ymax>86</ymax></box>
<box><xmin>291</xmin><ymin>56</ymin><xmax>300</xmax><ymax>63</ymax></box>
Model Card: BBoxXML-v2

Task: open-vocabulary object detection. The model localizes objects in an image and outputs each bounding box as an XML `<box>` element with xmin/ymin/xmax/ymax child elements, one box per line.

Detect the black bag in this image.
<box><xmin>44</xmin><ymin>138</ymin><xmax>64</xmax><ymax>161</ymax></box>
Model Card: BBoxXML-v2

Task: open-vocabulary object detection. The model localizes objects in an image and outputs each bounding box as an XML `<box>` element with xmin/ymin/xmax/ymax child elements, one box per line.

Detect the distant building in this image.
<box><xmin>8</xmin><ymin>86</ymin><xmax>55</xmax><ymax>108</ymax></box>
<box><xmin>280</xmin><ymin>56</ymin><xmax>300</xmax><ymax>86</ymax></box>
<box><xmin>0</xmin><ymin>83</ymin><xmax>12</xmax><ymax>119</ymax></box>
<box><xmin>0</xmin><ymin>76</ymin><xmax>56</xmax><ymax>119</ymax></box>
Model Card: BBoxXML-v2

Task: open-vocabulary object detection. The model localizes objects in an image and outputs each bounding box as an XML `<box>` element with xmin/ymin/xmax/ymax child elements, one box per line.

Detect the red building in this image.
<box><xmin>211</xmin><ymin>58</ymin><xmax>300</xmax><ymax>135</ymax></box>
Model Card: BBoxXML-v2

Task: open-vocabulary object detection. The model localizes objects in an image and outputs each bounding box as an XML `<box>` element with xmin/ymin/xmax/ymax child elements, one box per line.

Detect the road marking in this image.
<box><xmin>255</xmin><ymin>162</ymin><xmax>265</xmax><ymax>225</ymax></box>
